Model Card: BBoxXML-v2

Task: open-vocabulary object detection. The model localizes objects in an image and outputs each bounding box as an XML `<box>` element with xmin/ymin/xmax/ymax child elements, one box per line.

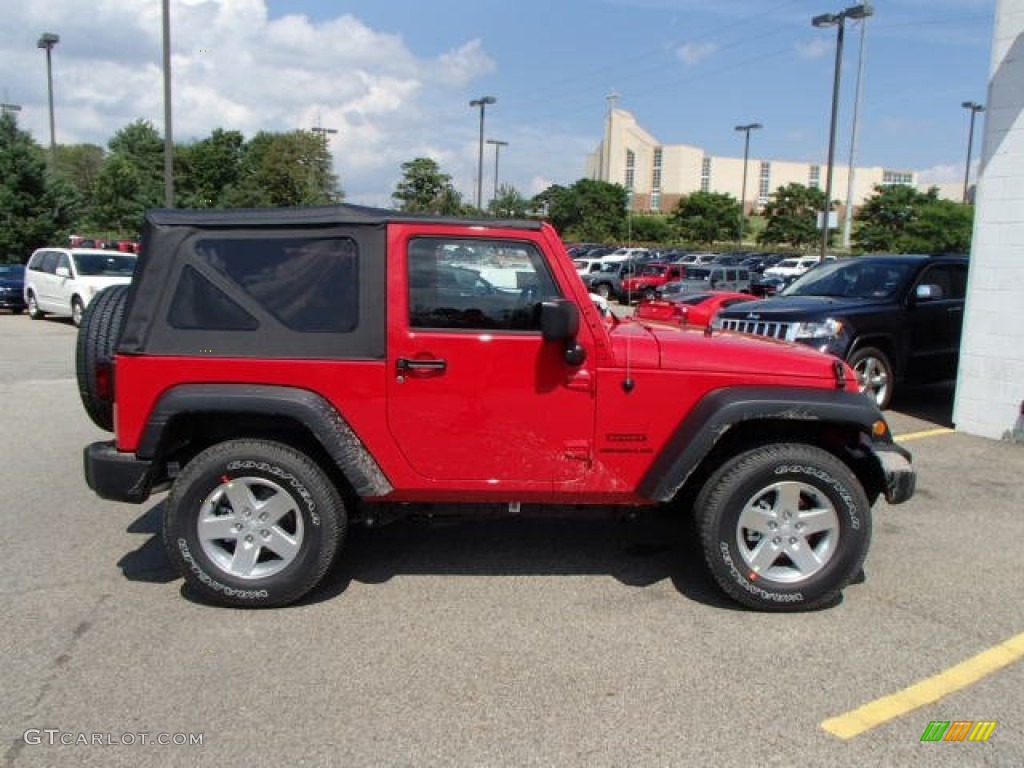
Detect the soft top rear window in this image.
<box><xmin>193</xmin><ymin>237</ymin><xmax>358</xmax><ymax>333</ymax></box>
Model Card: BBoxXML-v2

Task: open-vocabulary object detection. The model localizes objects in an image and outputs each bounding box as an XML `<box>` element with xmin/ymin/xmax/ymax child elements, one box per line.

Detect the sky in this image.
<box><xmin>0</xmin><ymin>0</ymin><xmax>996</xmax><ymax>208</ymax></box>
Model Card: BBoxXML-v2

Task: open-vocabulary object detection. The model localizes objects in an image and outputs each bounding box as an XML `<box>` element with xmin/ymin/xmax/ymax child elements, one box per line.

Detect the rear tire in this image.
<box><xmin>164</xmin><ymin>440</ymin><xmax>345</xmax><ymax>608</ymax></box>
<box><xmin>695</xmin><ymin>443</ymin><xmax>871</xmax><ymax>611</ymax></box>
<box><xmin>27</xmin><ymin>292</ymin><xmax>43</xmax><ymax>319</ymax></box>
<box><xmin>75</xmin><ymin>284</ymin><xmax>129</xmax><ymax>431</ymax></box>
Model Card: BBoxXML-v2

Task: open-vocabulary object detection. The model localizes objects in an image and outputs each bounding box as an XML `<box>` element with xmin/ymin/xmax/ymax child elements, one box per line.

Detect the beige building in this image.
<box><xmin>586</xmin><ymin>108</ymin><xmax>918</xmax><ymax>215</ymax></box>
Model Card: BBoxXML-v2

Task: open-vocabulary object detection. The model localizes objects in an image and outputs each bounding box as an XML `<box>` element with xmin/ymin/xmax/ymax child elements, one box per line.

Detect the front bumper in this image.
<box><xmin>84</xmin><ymin>441</ymin><xmax>156</xmax><ymax>503</ymax></box>
<box><xmin>873</xmin><ymin>443</ymin><xmax>915</xmax><ymax>504</ymax></box>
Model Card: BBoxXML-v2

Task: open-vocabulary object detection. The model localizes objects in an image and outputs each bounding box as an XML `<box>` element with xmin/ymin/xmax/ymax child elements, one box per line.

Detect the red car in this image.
<box><xmin>636</xmin><ymin>290</ymin><xmax>756</xmax><ymax>327</ymax></box>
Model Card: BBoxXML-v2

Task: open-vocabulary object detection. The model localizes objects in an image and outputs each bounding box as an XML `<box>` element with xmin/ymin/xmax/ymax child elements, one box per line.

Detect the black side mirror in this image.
<box><xmin>540</xmin><ymin>299</ymin><xmax>579</xmax><ymax>342</ymax></box>
<box><xmin>540</xmin><ymin>300</ymin><xmax>586</xmax><ymax>367</ymax></box>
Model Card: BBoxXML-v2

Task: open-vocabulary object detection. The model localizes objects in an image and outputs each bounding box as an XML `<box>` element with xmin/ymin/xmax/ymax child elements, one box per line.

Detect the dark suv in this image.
<box><xmin>77</xmin><ymin>206</ymin><xmax>914</xmax><ymax>611</ymax></box>
<box><xmin>715</xmin><ymin>254</ymin><xmax>968</xmax><ymax>409</ymax></box>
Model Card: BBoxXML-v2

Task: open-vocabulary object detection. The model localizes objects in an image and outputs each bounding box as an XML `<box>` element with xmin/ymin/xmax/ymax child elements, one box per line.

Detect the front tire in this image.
<box><xmin>71</xmin><ymin>296</ymin><xmax>85</xmax><ymax>327</ymax></box>
<box><xmin>696</xmin><ymin>443</ymin><xmax>871</xmax><ymax>611</ymax></box>
<box><xmin>848</xmin><ymin>347</ymin><xmax>893</xmax><ymax>410</ymax></box>
<box><xmin>164</xmin><ymin>440</ymin><xmax>345</xmax><ymax>608</ymax></box>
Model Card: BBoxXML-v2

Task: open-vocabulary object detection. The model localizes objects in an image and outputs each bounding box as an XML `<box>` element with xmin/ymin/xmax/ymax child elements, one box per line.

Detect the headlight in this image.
<box><xmin>792</xmin><ymin>318</ymin><xmax>843</xmax><ymax>340</ymax></box>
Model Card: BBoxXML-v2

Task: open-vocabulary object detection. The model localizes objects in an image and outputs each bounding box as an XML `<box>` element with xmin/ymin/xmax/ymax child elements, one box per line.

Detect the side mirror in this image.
<box><xmin>56</xmin><ymin>266</ymin><xmax>70</xmax><ymax>278</ymax></box>
<box><xmin>540</xmin><ymin>299</ymin><xmax>579</xmax><ymax>342</ymax></box>
<box><xmin>540</xmin><ymin>300</ymin><xmax>587</xmax><ymax>367</ymax></box>
<box><xmin>915</xmin><ymin>284</ymin><xmax>944</xmax><ymax>302</ymax></box>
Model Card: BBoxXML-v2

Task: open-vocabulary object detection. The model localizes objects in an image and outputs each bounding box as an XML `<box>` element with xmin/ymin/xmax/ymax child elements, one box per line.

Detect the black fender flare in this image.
<box><xmin>136</xmin><ymin>384</ymin><xmax>393</xmax><ymax>498</ymax></box>
<box><xmin>637</xmin><ymin>386</ymin><xmax>891</xmax><ymax>503</ymax></box>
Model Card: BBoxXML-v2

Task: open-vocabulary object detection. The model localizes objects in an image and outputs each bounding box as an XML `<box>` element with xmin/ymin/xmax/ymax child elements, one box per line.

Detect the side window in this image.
<box><xmin>188</xmin><ymin>236</ymin><xmax>359</xmax><ymax>332</ymax></box>
<box><xmin>27</xmin><ymin>252</ymin><xmax>43</xmax><ymax>271</ymax></box>
<box><xmin>408</xmin><ymin>237</ymin><xmax>560</xmax><ymax>331</ymax></box>
<box><xmin>57</xmin><ymin>253</ymin><xmax>71</xmax><ymax>273</ymax></box>
<box><xmin>40</xmin><ymin>252</ymin><xmax>58</xmax><ymax>274</ymax></box>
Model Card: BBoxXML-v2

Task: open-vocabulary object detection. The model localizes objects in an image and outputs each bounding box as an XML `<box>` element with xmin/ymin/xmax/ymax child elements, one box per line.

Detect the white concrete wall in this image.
<box><xmin>953</xmin><ymin>0</ymin><xmax>1024</xmax><ymax>441</ymax></box>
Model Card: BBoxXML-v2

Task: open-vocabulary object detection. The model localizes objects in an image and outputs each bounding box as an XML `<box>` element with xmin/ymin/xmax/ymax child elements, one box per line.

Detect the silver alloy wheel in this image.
<box><xmin>71</xmin><ymin>299</ymin><xmax>83</xmax><ymax>327</ymax></box>
<box><xmin>735</xmin><ymin>480</ymin><xmax>840</xmax><ymax>584</ymax></box>
<box><xmin>853</xmin><ymin>355</ymin><xmax>890</xmax><ymax>407</ymax></box>
<box><xmin>27</xmin><ymin>293</ymin><xmax>39</xmax><ymax>317</ymax></box>
<box><xmin>197</xmin><ymin>475</ymin><xmax>305</xmax><ymax>579</ymax></box>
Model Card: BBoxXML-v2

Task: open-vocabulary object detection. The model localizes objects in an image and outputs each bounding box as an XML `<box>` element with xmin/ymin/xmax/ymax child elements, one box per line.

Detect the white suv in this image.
<box><xmin>763</xmin><ymin>255</ymin><xmax>835</xmax><ymax>279</ymax></box>
<box><xmin>24</xmin><ymin>248</ymin><xmax>137</xmax><ymax>326</ymax></box>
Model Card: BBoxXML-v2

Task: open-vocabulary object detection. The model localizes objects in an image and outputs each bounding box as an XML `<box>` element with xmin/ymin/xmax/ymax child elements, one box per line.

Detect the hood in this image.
<box><xmin>0</xmin><ymin>277</ymin><xmax>24</xmax><ymax>289</ymax></box>
<box><xmin>640</xmin><ymin>320</ymin><xmax>850</xmax><ymax>383</ymax></box>
<box><xmin>718</xmin><ymin>295</ymin><xmax>882</xmax><ymax>320</ymax></box>
<box><xmin>76</xmin><ymin>275</ymin><xmax>134</xmax><ymax>290</ymax></box>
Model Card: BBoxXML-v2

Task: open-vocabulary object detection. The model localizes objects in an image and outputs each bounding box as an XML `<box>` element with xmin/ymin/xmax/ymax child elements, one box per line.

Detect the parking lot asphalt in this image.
<box><xmin>1</xmin><ymin>314</ymin><xmax>1021</xmax><ymax>768</ymax></box>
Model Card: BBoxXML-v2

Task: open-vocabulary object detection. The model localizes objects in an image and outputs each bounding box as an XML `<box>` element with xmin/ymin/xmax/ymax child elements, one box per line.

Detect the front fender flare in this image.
<box><xmin>637</xmin><ymin>386</ymin><xmax>888</xmax><ymax>503</ymax></box>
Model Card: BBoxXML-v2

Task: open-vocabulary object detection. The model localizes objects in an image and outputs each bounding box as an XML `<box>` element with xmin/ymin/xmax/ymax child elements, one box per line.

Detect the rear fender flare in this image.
<box><xmin>137</xmin><ymin>384</ymin><xmax>393</xmax><ymax>498</ymax></box>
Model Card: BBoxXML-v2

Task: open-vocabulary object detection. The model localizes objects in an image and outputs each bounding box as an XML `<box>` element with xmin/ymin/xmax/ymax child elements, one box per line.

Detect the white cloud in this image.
<box><xmin>917</xmin><ymin>163</ymin><xmax>963</xmax><ymax>184</ymax></box>
<box><xmin>795</xmin><ymin>39</ymin><xmax>830</xmax><ymax>59</ymax></box>
<box><xmin>676</xmin><ymin>41</ymin><xmax>717</xmax><ymax>66</ymax></box>
<box><xmin>0</xmin><ymin>1</ymin><xmax>523</xmax><ymax>204</ymax></box>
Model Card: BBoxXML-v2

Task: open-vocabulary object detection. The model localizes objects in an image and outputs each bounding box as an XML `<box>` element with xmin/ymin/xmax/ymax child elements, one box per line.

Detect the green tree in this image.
<box><xmin>487</xmin><ymin>183</ymin><xmax>530</xmax><ymax>218</ymax></box>
<box><xmin>176</xmin><ymin>128</ymin><xmax>245</xmax><ymax>208</ymax></box>
<box><xmin>221</xmin><ymin>130</ymin><xmax>341</xmax><ymax>208</ymax></box>
<box><xmin>759</xmin><ymin>183</ymin><xmax>827</xmax><ymax>248</ymax></box>
<box><xmin>535</xmin><ymin>179</ymin><xmax>627</xmax><ymax>241</ymax></box>
<box><xmin>627</xmin><ymin>213</ymin><xmax>675</xmax><ymax>243</ymax></box>
<box><xmin>854</xmin><ymin>184</ymin><xmax>973</xmax><ymax>253</ymax></box>
<box><xmin>89</xmin><ymin>120</ymin><xmax>164</xmax><ymax>231</ymax></box>
<box><xmin>0</xmin><ymin>113</ymin><xmax>72</xmax><ymax>259</ymax></box>
<box><xmin>673</xmin><ymin>191</ymin><xmax>740</xmax><ymax>245</ymax></box>
<box><xmin>392</xmin><ymin>157</ymin><xmax>464</xmax><ymax>214</ymax></box>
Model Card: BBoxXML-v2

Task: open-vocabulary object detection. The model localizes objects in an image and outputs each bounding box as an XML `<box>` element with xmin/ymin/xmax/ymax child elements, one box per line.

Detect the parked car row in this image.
<box><xmin>13</xmin><ymin>248</ymin><xmax>139</xmax><ymax>326</ymax></box>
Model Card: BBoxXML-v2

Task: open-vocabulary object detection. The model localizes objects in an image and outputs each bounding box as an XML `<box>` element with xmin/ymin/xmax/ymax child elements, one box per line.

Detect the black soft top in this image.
<box><xmin>144</xmin><ymin>204</ymin><xmax>544</xmax><ymax>231</ymax></box>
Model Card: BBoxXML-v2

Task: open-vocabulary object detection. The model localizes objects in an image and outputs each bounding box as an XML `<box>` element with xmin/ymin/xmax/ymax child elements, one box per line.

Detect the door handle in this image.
<box><xmin>396</xmin><ymin>357</ymin><xmax>447</xmax><ymax>372</ymax></box>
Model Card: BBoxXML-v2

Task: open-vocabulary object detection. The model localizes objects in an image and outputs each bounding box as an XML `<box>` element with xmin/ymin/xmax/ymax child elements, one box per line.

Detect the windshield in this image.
<box><xmin>72</xmin><ymin>252</ymin><xmax>137</xmax><ymax>276</ymax></box>
<box><xmin>783</xmin><ymin>260</ymin><xmax>915</xmax><ymax>299</ymax></box>
<box><xmin>638</xmin><ymin>264</ymin><xmax>664</xmax><ymax>276</ymax></box>
<box><xmin>774</xmin><ymin>259</ymin><xmax>799</xmax><ymax>269</ymax></box>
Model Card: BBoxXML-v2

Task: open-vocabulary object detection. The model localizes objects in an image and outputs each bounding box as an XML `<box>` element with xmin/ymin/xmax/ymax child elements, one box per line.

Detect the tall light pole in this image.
<box><xmin>469</xmin><ymin>96</ymin><xmax>496</xmax><ymax>210</ymax></box>
<box><xmin>486</xmin><ymin>138</ymin><xmax>508</xmax><ymax>208</ymax></box>
<box><xmin>842</xmin><ymin>14</ymin><xmax>869</xmax><ymax>249</ymax></box>
<box><xmin>734</xmin><ymin>122</ymin><xmax>762</xmax><ymax>246</ymax></box>
<box><xmin>37</xmin><ymin>32</ymin><xmax>59</xmax><ymax>165</ymax></box>
<box><xmin>161</xmin><ymin>0</ymin><xmax>174</xmax><ymax>207</ymax></box>
<box><xmin>961</xmin><ymin>101</ymin><xmax>985</xmax><ymax>204</ymax></box>
<box><xmin>812</xmin><ymin>4</ymin><xmax>873</xmax><ymax>259</ymax></box>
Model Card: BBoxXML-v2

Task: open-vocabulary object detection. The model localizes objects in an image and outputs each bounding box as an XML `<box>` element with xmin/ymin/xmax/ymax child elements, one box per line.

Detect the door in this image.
<box><xmin>387</xmin><ymin>234</ymin><xmax>596</xmax><ymax>486</ymax></box>
<box><xmin>906</xmin><ymin>263</ymin><xmax>967</xmax><ymax>383</ymax></box>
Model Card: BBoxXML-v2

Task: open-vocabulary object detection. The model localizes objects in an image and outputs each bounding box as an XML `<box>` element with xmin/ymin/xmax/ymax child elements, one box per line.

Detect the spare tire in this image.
<box><xmin>76</xmin><ymin>285</ymin><xmax>130</xmax><ymax>432</ymax></box>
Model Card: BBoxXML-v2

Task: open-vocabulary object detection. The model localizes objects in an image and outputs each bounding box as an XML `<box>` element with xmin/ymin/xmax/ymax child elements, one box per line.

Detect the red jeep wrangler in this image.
<box><xmin>619</xmin><ymin>261</ymin><xmax>686</xmax><ymax>302</ymax></box>
<box><xmin>79</xmin><ymin>206</ymin><xmax>914</xmax><ymax>610</ymax></box>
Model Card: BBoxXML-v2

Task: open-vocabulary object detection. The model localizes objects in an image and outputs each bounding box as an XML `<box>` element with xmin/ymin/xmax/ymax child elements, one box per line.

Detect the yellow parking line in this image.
<box><xmin>821</xmin><ymin>631</ymin><xmax>1024</xmax><ymax>740</ymax></box>
<box><xmin>895</xmin><ymin>427</ymin><xmax>954</xmax><ymax>442</ymax></box>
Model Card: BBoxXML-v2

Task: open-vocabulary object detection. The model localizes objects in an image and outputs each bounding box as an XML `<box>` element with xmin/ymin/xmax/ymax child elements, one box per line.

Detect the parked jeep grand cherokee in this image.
<box><xmin>78</xmin><ymin>206</ymin><xmax>914</xmax><ymax>611</ymax></box>
<box><xmin>715</xmin><ymin>254</ymin><xmax>968</xmax><ymax>410</ymax></box>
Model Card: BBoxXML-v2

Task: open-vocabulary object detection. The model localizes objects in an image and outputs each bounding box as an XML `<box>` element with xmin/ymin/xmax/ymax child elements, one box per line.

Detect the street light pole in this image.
<box><xmin>36</xmin><ymin>32</ymin><xmax>59</xmax><ymax>166</ymax></box>
<box><xmin>469</xmin><ymin>96</ymin><xmax>496</xmax><ymax>210</ymax></box>
<box><xmin>812</xmin><ymin>4</ymin><xmax>873</xmax><ymax>260</ymax></box>
<box><xmin>842</xmin><ymin>15</ymin><xmax>869</xmax><ymax>249</ymax></box>
<box><xmin>161</xmin><ymin>0</ymin><xmax>174</xmax><ymax>207</ymax></box>
<box><xmin>486</xmin><ymin>139</ymin><xmax>508</xmax><ymax>208</ymax></box>
<box><xmin>961</xmin><ymin>101</ymin><xmax>985</xmax><ymax>204</ymax></box>
<box><xmin>734</xmin><ymin>123</ymin><xmax>762</xmax><ymax>246</ymax></box>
